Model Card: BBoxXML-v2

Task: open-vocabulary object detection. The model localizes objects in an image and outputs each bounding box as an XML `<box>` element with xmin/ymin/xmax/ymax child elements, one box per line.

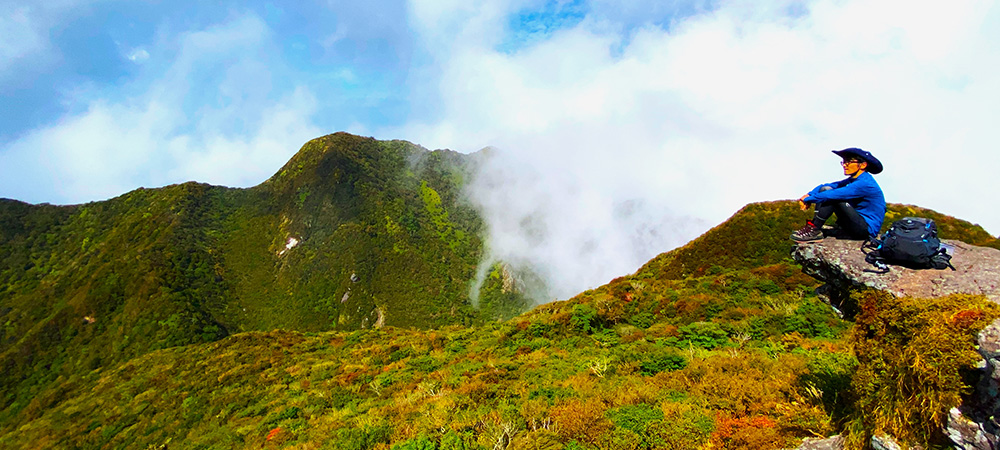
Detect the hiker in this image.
<box><xmin>791</xmin><ymin>148</ymin><xmax>886</xmax><ymax>242</ymax></box>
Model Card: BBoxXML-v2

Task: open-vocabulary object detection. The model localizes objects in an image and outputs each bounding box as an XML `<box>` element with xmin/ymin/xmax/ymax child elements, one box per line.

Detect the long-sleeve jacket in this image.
<box><xmin>804</xmin><ymin>171</ymin><xmax>886</xmax><ymax>238</ymax></box>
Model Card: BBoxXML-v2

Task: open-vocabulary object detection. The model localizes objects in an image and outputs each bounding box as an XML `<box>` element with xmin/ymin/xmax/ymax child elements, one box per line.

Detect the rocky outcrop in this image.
<box><xmin>792</xmin><ymin>238</ymin><xmax>1000</xmax><ymax>305</ymax></box>
<box><xmin>791</xmin><ymin>237</ymin><xmax>1000</xmax><ymax>450</ymax></box>
<box><xmin>946</xmin><ymin>319</ymin><xmax>1000</xmax><ymax>450</ymax></box>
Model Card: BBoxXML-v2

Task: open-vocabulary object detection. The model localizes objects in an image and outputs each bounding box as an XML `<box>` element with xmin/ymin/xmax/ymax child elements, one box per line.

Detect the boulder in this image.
<box><xmin>792</xmin><ymin>237</ymin><xmax>1000</xmax><ymax>450</ymax></box>
<box><xmin>792</xmin><ymin>435</ymin><xmax>843</xmax><ymax>450</ymax></box>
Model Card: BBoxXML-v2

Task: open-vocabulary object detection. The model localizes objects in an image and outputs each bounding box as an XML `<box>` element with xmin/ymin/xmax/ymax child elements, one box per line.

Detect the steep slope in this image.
<box><xmin>0</xmin><ymin>133</ymin><xmax>530</xmax><ymax>425</ymax></box>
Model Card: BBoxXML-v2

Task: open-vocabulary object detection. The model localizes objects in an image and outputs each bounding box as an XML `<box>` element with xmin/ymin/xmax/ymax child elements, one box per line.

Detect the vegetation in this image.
<box><xmin>0</xmin><ymin>133</ymin><xmax>529</xmax><ymax>427</ymax></box>
<box><xmin>2</xmin><ymin>132</ymin><xmax>998</xmax><ymax>449</ymax></box>
<box><xmin>845</xmin><ymin>291</ymin><xmax>1000</xmax><ymax>449</ymax></box>
<box><xmin>0</xmin><ymin>261</ymin><xmax>853</xmax><ymax>449</ymax></box>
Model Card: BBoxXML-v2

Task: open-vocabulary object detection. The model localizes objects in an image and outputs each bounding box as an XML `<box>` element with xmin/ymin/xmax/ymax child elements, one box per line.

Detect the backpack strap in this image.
<box><xmin>931</xmin><ymin>247</ymin><xmax>957</xmax><ymax>271</ymax></box>
<box><xmin>861</xmin><ymin>238</ymin><xmax>889</xmax><ymax>274</ymax></box>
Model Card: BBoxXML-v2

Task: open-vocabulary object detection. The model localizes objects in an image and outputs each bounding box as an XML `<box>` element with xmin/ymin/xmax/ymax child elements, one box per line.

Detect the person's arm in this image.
<box><xmin>800</xmin><ymin>180</ymin><xmax>844</xmax><ymax>209</ymax></box>
<box><xmin>806</xmin><ymin>177</ymin><xmax>877</xmax><ymax>203</ymax></box>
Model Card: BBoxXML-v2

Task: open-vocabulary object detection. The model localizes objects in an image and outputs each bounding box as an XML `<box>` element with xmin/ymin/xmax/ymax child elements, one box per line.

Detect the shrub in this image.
<box><xmin>710</xmin><ymin>415</ymin><xmax>786</xmax><ymax>449</ymax></box>
<box><xmin>639</xmin><ymin>351</ymin><xmax>687</xmax><ymax>376</ymax></box>
<box><xmin>390</xmin><ymin>434</ymin><xmax>437</xmax><ymax>450</ymax></box>
<box><xmin>846</xmin><ymin>291</ymin><xmax>1000</xmax><ymax>449</ymax></box>
<box><xmin>409</xmin><ymin>355</ymin><xmax>440</xmax><ymax>373</ymax></box>
<box><xmin>328</xmin><ymin>424</ymin><xmax>393</xmax><ymax>450</ymax></box>
<box><xmin>627</xmin><ymin>312</ymin><xmax>655</xmax><ymax>329</ymax></box>
<box><xmin>678</xmin><ymin>322</ymin><xmax>728</xmax><ymax>349</ymax></box>
<box><xmin>571</xmin><ymin>304</ymin><xmax>598</xmax><ymax>334</ymax></box>
<box><xmin>606</xmin><ymin>404</ymin><xmax>664</xmax><ymax>433</ymax></box>
<box><xmin>551</xmin><ymin>399</ymin><xmax>612</xmax><ymax>445</ymax></box>
<box><xmin>439</xmin><ymin>431</ymin><xmax>475</xmax><ymax>450</ymax></box>
<box><xmin>801</xmin><ymin>351</ymin><xmax>857</xmax><ymax>425</ymax></box>
<box><xmin>647</xmin><ymin>403</ymin><xmax>715</xmax><ymax>450</ymax></box>
<box><xmin>598</xmin><ymin>428</ymin><xmax>641</xmax><ymax>450</ymax></box>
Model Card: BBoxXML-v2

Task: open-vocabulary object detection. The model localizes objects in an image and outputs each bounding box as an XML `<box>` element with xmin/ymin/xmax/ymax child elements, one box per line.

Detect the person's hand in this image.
<box><xmin>798</xmin><ymin>195</ymin><xmax>809</xmax><ymax>211</ymax></box>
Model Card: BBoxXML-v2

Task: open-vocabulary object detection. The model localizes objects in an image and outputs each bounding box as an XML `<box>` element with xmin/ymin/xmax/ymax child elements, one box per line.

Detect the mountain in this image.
<box><xmin>3</xmin><ymin>131</ymin><xmax>998</xmax><ymax>449</ymax></box>
<box><xmin>0</xmin><ymin>132</ymin><xmax>530</xmax><ymax>425</ymax></box>
<box><xmin>3</xmin><ymin>186</ymin><xmax>996</xmax><ymax>449</ymax></box>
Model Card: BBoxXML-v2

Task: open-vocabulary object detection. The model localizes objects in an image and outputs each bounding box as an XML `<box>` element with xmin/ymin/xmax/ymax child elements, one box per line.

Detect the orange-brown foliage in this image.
<box><xmin>950</xmin><ymin>308</ymin><xmax>988</xmax><ymax>330</ymax></box>
<box><xmin>711</xmin><ymin>415</ymin><xmax>787</xmax><ymax>450</ymax></box>
<box><xmin>550</xmin><ymin>398</ymin><xmax>611</xmax><ymax>444</ymax></box>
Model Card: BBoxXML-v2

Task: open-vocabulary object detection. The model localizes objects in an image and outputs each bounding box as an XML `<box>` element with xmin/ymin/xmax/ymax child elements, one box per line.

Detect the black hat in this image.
<box><xmin>833</xmin><ymin>147</ymin><xmax>882</xmax><ymax>174</ymax></box>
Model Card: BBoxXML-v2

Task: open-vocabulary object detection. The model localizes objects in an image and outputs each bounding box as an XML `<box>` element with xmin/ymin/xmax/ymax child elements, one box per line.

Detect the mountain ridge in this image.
<box><xmin>3</xmin><ymin>132</ymin><xmax>998</xmax><ymax>449</ymax></box>
<box><xmin>0</xmin><ymin>132</ymin><xmax>530</xmax><ymax>426</ymax></box>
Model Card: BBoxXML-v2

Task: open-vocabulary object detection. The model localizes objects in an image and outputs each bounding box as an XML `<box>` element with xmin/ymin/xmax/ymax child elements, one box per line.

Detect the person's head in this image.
<box><xmin>840</xmin><ymin>156</ymin><xmax>867</xmax><ymax>177</ymax></box>
<box><xmin>832</xmin><ymin>148</ymin><xmax>882</xmax><ymax>177</ymax></box>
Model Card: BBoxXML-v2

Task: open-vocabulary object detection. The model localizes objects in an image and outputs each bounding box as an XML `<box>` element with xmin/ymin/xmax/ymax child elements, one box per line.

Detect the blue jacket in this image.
<box><xmin>804</xmin><ymin>171</ymin><xmax>886</xmax><ymax>238</ymax></box>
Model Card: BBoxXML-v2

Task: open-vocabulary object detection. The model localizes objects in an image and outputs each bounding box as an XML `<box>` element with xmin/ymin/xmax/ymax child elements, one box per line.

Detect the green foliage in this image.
<box><xmin>678</xmin><ymin>322</ymin><xmax>729</xmax><ymax>349</ymax></box>
<box><xmin>476</xmin><ymin>263</ymin><xmax>533</xmax><ymax>322</ymax></box>
<box><xmin>391</xmin><ymin>434</ymin><xmax>438</xmax><ymax>450</ymax></box>
<box><xmin>439</xmin><ymin>431</ymin><xmax>475</xmax><ymax>450</ymax></box>
<box><xmin>330</xmin><ymin>424</ymin><xmax>393</xmax><ymax>450</ymax></box>
<box><xmin>408</xmin><ymin>355</ymin><xmax>441</xmax><ymax>373</ymax></box>
<box><xmin>570</xmin><ymin>304</ymin><xmax>598</xmax><ymax>334</ymax></box>
<box><xmin>845</xmin><ymin>291</ymin><xmax>1000</xmax><ymax>449</ymax></box>
<box><xmin>639</xmin><ymin>351</ymin><xmax>687</xmax><ymax>376</ymax></box>
<box><xmin>627</xmin><ymin>312</ymin><xmax>655</xmax><ymax>329</ymax></box>
<box><xmin>606</xmin><ymin>404</ymin><xmax>664</xmax><ymax>433</ymax></box>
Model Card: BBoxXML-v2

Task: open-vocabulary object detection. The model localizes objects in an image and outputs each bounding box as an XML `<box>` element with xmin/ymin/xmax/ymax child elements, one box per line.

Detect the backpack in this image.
<box><xmin>862</xmin><ymin>217</ymin><xmax>955</xmax><ymax>274</ymax></box>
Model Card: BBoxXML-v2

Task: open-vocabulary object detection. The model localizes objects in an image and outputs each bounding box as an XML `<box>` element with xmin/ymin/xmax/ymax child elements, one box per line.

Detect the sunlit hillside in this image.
<box><xmin>2</xmin><ymin>190</ymin><xmax>996</xmax><ymax>449</ymax></box>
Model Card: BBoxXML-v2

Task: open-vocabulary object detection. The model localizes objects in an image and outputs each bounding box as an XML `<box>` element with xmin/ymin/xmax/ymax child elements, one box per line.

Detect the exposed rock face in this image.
<box><xmin>947</xmin><ymin>319</ymin><xmax>1000</xmax><ymax>450</ymax></box>
<box><xmin>792</xmin><ymin>238</ymin><xmax>1000</xmax><ymax>304</ymax></box>
<box><xmin>792</xmin><ymin>237</ymin><xmax>1000</xmax><ymax>450</ymax></box>
<box><xmin>792</xmin><ymin>435</ymin><xmax>843</xmax><ymax>450</ymax></box>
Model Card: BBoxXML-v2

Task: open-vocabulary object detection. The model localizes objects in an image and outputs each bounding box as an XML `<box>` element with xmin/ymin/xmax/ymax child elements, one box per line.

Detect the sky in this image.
<box><xmin>3</xmin><ymin>0</ymin><xmax>999</xmax><ymax>300</ymax></box>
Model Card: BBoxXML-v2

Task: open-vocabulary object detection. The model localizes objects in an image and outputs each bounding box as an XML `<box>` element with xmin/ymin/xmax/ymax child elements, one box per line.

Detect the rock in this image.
<box><xmin>947</xmin><ymin>406</ymin><xmax>998</xmax><ymax>450</ymax></box>
<box><xmin>792</xmin><ymin>435</ymin><xmax>843</xmax><ymax>450</ymax></box>
<box><xmin>947</xmin><ymin>319</ymin><xmax>1000</xmax><ymax>450</ymax></box>
<box><xmin>792</xmin><ymin>238</ymin><xmax>1000</xmax><ymax>305</ymax></box>
<box><xmin>792</xmin><ymin>237</ymin><xmax>1000</xmax><ymax>450</ymax></box>
<box><xmin>871</xmin><ymin>433</ymin><xmax>920</xmax><ymax>450</ymax></box>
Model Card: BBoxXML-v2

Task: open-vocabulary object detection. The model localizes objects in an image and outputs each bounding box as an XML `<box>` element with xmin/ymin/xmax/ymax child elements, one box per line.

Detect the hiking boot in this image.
<box><xmin>790</xmin><ymin>222</ymin><xmax>823</xmax><ymax>241</ymax></box>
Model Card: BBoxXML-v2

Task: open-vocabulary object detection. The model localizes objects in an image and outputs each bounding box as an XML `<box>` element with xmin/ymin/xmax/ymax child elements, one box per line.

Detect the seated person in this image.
<box><xmin>791</xmin><ymin>148</ymin><xmax>886</xmax><ymax>241</ymax></box>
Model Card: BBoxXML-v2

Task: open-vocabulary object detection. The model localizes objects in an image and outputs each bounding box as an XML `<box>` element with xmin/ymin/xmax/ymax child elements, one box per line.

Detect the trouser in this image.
<box><xmin>811</xmin><ymin>186</ymin><xmax>869</xmax><ymax>239</ymax></box>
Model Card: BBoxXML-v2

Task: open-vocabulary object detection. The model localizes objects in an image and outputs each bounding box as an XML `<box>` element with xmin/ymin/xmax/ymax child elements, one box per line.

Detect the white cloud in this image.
<box><xmin>126</xmin><ymin>48</ymin><xmax>149</xmax><ymax>62</ymax></box>
<box><xmin>396</xmin><ymin>0</ymin><xmax>1000</xmax><ymax>300</ymax></box>
<box><xmin>0</xmin><ymin>0</ymin><xmax>103</xmax><ymax>82</ymax></box>
<box><xmin>0</xmin><ymin>14</ymin><xmax>322</xmax><ymax>204</ymax></box>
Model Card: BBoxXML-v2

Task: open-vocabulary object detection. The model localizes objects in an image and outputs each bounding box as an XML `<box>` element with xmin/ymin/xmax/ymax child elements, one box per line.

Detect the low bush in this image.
<box><xmin>846</xmin><ymin>291</ymin><xmax>1000</xmax><ymax>449</ymax></box>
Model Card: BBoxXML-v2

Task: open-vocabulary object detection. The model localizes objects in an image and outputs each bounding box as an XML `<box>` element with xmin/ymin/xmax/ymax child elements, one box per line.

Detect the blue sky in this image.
<box><xmin>3</xmin><ymin>0</ymin><xmax>1000</xmax><ymax>298</ymax></box>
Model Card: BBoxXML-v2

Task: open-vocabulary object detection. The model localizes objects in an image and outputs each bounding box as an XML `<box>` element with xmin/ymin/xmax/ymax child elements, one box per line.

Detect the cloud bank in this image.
<box><xmin>0</xmin><ymin>14</ymin><xmax>321</xmax><ymax>203</ymax></box>
<box><xmin>391</xmin><ymin>0</ymin><xmax>1000</xmax><ymax>299</ymax></box>
<box><xmin>2</xmin><ymin>0</ymin><xmax>999</xmax><ymax>303</ymax></box>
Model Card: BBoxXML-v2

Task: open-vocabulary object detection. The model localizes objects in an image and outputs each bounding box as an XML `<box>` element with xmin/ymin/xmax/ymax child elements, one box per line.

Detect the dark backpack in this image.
<box><xmin>862</xmin><ymin>217</ymin><xmax>955</xmax><ymax>273</ymax></box>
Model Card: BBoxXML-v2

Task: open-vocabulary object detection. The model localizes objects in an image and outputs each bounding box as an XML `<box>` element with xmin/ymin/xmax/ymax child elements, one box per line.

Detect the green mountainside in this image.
<box><xmin>0</xmin><ymin>133</ymin><xmax>530</xmax><ymax>426</ymax></box>
<box><xmin>2</xmin><ymin>180</ymin><xmax>997</xmax><ymax>449</ymax></box>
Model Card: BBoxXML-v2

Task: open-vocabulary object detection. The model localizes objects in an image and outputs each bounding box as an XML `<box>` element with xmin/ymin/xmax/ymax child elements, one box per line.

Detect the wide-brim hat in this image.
<box><xmin>833</xmin><ymin>147</ymin><xmax>882</xmax><ymax>174</ymax></box>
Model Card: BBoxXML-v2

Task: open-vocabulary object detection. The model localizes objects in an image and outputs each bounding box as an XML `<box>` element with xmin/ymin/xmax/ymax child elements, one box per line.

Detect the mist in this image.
<box><xmin>396</xmin><ymin>0</ymin><xmax>1000</xmax><ymax>303</ymax></box>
